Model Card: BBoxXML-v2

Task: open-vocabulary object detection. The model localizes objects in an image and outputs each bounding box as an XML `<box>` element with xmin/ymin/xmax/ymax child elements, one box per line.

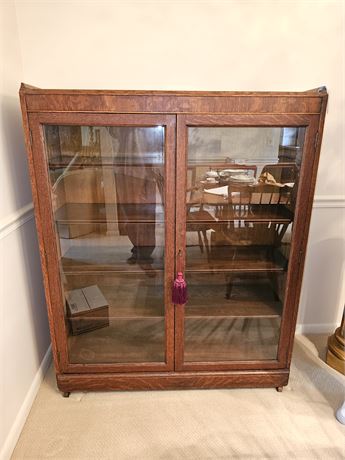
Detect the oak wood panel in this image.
<box><xmin>28</xmin><ymin>111</ymin><xmax>174</xmax><ymax>126</ymax></box>
<box><xmin>20</xmin><ymin>83</ymin><xmax>326</xmax><ymax>96</ymax></box>
<box><xmin>175</xmin><ymin>115</ymin><xmax>188</xmax><ymax>370</ymax></box>
<box><xmin>20</xmin><ymin>83</ymin><xmax>324</xmax><ymax>114</ymax></box>
<box><xmin>163</xmin><ymin>113</ymin><xmax>176</xmax><ymax>370</ymax></box>
<box><xmin>182</xmin><ymin>113</ymin><xmax>320</xmax><ymax>127</ymax></box>
<box><xmin>275</xmin><ymin>117</ymin><xmax>320</xmax><ymax>366</ymax></box>
<box><xmin>282</xmin><ymin>96</ymin><xmax>329</xmax><ymax>367</ymax></box>
<box><xmin>24</xmin><ymin>94</ymin><xmax>322</xmax><ymax>114</ymax></box>
<box><xmin>19</xmin><ymin>91</ymin><xmax>66</xmax><ymax>373</ymax></box>
<box><xmin>25</xmin><ymin>116</ymin><xmax>71</xmax><ymax>372</ymax></box>
<box><xmin>20</xmin><ymin>85</ymin><xmax>328</xmax><ymax>392</ymax></box>
<box><xmin>56</xmin><ymin>369</ymin><xmax>290</xmax><ymax>392</ymax></box>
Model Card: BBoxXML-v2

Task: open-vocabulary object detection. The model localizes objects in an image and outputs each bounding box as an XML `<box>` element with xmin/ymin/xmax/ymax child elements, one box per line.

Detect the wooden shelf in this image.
<box><xmin>49</xmin><ymin>155</ymin><xmax>163</xmax><ymax>169</ymax></box>
<box><xmin>186</xmin><ymin>301</ymin><xmax>281</xmax><ymax>318</ymax></box>
<box><xmin>60</xmin><ymin>230</ymin><xmax>164</xmax><ymax>273</ymax></box>
<box><xmin>55</xmin><ymin>203</ymin><xmax>164</xmax><ymax>224</ymax></box>
<box><xmin>56</xmin><ymin>203</ymin><xmax>291</xmax><ymax>225</ymax></box>
<box><xmin>185</xmin><ymin>277</ymin><xmax>282</xmax><ymax>318</ymax></box>
<box><xmin>61</xmin><ymin>244</ymin><xmax>164</xmax><ymax>274</ymax></box>
<box><xmin>186</xmin><ymin>246</ymin><xmax>287</xmax><ymax>273</ymax></box>
<box><xmin>187</xmin><ymin>204</ymin><xmax>293</xmax><ymax>224</ymax></box>
<box><xmin>62</xmin><ymin>259</ymin><xmax>164</xmax><ymax>274</ymax></box>
<box><xmin>187</xmin><ymin>161</ymin><xmax>257</xmax><ymax>170</ymax></box>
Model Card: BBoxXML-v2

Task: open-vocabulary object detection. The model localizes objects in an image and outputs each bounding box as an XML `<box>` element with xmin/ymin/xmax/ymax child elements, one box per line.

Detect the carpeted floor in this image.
<box><xmin>11</xmin><ymin>336</ymin><xmax>345</xmax><ymax>459</ymax></box>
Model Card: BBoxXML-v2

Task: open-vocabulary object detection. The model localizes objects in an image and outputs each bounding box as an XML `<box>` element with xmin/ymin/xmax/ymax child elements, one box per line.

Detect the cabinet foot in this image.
<box><xmin>62</xmin><ymin>391</ymin><xmax>70</xmax><ymax>398</ymax></box>
<box><xmin>276</xmin><ymin>386</ymin><xmax>283</xmax><ymax>392</ymax></box>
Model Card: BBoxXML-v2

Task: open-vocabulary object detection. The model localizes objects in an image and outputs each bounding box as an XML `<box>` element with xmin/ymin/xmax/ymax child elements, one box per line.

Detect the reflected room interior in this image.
<box><xmin>44</xmin><ymin>124</ymin><xmax>304</xmax><ymax>364</ymax></box>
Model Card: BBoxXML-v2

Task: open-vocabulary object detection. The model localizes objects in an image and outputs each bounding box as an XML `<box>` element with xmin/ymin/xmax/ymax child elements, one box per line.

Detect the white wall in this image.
<box><xmin>14</xmin><ymin>0</ymin><xmax>345</xmax><ymax>198</ymax></box>
<box><xmin>14</xmin><ymin>0</ymin><xmax>344</xmax><ymax>324</ymax></box>
<box><xmin>0</xmin><ymin>2</ymin><xmax>51</xmax><ymax>459</ymax></box>
<box><xmin>1</xmin><ymin>0</ymin><xmax>344</xmax><ymax>456</ymax></box>
<box><xmin>299</xmin><ymin>202</ymin><xmax>345</xmax><ymax>333</ymax></box>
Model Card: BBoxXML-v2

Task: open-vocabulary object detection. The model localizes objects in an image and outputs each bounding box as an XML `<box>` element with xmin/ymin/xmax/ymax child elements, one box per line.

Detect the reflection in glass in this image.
<box><xmin>184</xmin><ymin>317</ymin><xmax>281</xmax><ymax>362</ymax></box>
<box><xmin>44</xmin><ymin>125</ymin><xmax>166</xmax><ymax>365</ymax></box>
<box><xmin>184</xmin><ymin>272</ymin><xmax>283</xmax><ymax>361</ymax></box>
<box><xmin>184</xmin><ymin>126</ymin><xmax>304</xmax><ymax>362</ymax></box>
<box><xmin>68</xmin><ymin>318</ymin><xmax>165</xmax><ymax>364</ymax></box>
<box><xmin>58</xmin><ymin>223</ymin><xmax>164</xmax><ymax>272</ymax></box>
<box><xmin>64</xmin><ymin>273</ymin><xmax>165</xmax><ymax>318</ymax></box>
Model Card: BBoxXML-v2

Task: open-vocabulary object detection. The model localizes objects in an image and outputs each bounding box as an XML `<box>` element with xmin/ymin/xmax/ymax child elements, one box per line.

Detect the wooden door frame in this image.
<box><xmin>27</xmin><ymin>112</ymin><xmax>176</xmax><ymax>374</ymax></box>
<box><xmin>175</xmin><ymin>113</ymin><xmax>321</xmax><ymax>372</ymax></box>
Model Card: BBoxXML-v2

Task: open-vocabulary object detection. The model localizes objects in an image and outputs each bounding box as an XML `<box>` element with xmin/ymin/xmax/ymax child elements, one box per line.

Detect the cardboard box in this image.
<box><xmin>66</xmin><ymin>285</ymin><xmax>109</xmax><ymax>335</ymax></box>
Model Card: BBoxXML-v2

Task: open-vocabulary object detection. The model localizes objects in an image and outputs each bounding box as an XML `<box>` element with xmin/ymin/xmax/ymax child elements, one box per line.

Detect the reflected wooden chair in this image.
<box><xmin>186</xmin><ymin>187</ymin><xmax>216</xmax><ymax>256</ymax></box>
<box><xmin>261</xmin><ymin>163</ymin><xmax>298</xmax><ymax>185</ymax></box>
<box><xmin>209</xmin><ymin>182</ymin><xmax>295</xmax><ymax>304</ymax></box>
<box><xmin>226</xmin><ymin>182</ymin><xmax>293</xmax><ymax>246</ymax></box>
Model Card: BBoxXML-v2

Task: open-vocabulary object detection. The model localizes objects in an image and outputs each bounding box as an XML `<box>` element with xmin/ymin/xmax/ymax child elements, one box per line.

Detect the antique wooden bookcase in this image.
<box><xmin>19</xmin><ymin>84</ymin><xmax>327</xmax><ymax>395</ymax></box>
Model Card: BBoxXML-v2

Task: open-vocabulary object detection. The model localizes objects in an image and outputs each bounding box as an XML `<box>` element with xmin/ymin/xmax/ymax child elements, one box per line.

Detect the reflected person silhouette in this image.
<box><xmin>108</xmin><ymin>127</ymin><xmax>164</xmax><ymax>270</ymax></box>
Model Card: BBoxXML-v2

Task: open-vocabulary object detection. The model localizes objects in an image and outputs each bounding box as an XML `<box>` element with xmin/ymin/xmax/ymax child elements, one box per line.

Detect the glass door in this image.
<box><xmin>175</xmin><ymin>114</ymin><xmax>315</xmax><ymax>371</ymax></box>
<box><xmin>30</xmin><ymin>113</ymin><xmax>175</xmax><ymax>372</ymax></box>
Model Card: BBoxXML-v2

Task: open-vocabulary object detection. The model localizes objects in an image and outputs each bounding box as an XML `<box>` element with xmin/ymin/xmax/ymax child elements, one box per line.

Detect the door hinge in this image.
<box><xmin>314</xmin><ymin>131</ymin><xmax>319</xmax><ymax>150</ymax></box>
<box><xmin>29</xmin><ymin>129</ymin><xmax>33</xmax><ymax>145</ymax></box>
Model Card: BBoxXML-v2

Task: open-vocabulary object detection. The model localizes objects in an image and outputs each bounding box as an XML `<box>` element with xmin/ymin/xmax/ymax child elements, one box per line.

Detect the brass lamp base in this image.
<box><xmin>326</xmin><ymin>326</ymin><xmax>345</xmax><ymax>375</ymax></box>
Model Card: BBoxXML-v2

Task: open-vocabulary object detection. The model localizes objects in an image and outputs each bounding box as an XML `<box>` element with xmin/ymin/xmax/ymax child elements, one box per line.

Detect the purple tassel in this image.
<box><xmin>172</xmin><ymin>272</ymin><xmax>188</xmax><ymax>305</ymax></box>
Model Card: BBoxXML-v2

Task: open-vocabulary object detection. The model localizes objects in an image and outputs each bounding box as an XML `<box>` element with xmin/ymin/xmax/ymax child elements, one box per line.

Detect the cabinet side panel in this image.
<box><xmin>283</xmin><ymin>95</ymin><xmax>329</xmax><ymax>367</ymax></box>
<box><xmin>27</xmin><ymin>115</ymin><xmax>70</xmax><ymax>371</ymax></box>
<box><xmin>19</xmin><ymin>92</ymin><xmax>64</xmax><ymax>372</ymax></box>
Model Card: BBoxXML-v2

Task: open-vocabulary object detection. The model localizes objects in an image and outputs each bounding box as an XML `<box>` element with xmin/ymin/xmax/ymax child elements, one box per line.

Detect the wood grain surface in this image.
<box><xmin>19</xmin><ymin>84</ymin><xmax>328</xmax><ymax>392</ymax></box>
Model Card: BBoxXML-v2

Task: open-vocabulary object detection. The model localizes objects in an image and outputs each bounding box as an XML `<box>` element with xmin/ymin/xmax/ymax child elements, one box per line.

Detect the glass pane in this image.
<box><xmin>185</xmin><ymin>126</ymin><xmax>304</xmax><ymax>362</ymax></box>
<box><xmin>184</xmin><ymin>318</ymin><xmax>280</xmax><ymax>362</ymax></box>
<box><xmin>184</xmin><ymin>273</ymin><xmax>283</xmax><ymax>361</ymax></box>
<box><xmin>59</xmin><ymin>223</ymin><xmax>164</xmax><ymax>272</ymax></box>
<box><xmin>44</xmin><ymin>125</ymin><xmax>166</xmax><ymax>364</ymax></box>
<box><xmin>69</xmin><ymin>319</ymin><xmax>165</xmax><ymax>364</ymax></box>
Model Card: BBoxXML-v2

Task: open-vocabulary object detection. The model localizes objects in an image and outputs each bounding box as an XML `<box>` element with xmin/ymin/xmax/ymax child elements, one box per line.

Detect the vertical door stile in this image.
<box><xmin>174</xmin><ymin>115</ymin><xmax>187</xmax><ymax>370</ymax></box>
<box><xmin>163</xmin><ymin>115</ymin><xmax>177</xmax><ymax>370</ymax></box>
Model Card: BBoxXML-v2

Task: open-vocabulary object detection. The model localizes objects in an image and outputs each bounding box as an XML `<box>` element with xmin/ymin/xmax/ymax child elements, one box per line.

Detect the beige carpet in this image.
<box><xmin>11</xmin><ymin>336</ymin><xmax>345</xmax><ymax>459</ymax></box>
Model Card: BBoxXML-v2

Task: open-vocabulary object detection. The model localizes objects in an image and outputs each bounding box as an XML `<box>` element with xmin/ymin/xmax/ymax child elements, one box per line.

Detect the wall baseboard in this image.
<box><xmin>0</xmin><ymin>203</ymin><xmax>34</xmax><ymax>240</ymax></box>
<box><xmin>0</xmin><ymin>345</ymin><xmax>52</xmax><ymax>460</ymax></box>
<box><xmin>295</xmin><ymin>323</ymin><xmax>336</xmax><ymax>335</ymax></box>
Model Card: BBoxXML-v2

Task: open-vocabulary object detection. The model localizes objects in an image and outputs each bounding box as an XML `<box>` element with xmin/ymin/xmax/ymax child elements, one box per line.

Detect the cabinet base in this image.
<box><xmin>57</xmin><ymin>370</ymin><xmax>289</xmax><ymax>393</ymax></box>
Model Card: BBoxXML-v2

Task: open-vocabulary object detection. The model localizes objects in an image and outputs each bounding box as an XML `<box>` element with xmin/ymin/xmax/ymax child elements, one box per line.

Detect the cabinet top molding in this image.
<box><xmin>20</xmin><ymin>83</ymin><xmax>327</xmax><ymax>97</ymax></box>
<box><xmin>20</xmin><ymin>83</ymin><xmax>328</xmax><ymax>115</ymax></box>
